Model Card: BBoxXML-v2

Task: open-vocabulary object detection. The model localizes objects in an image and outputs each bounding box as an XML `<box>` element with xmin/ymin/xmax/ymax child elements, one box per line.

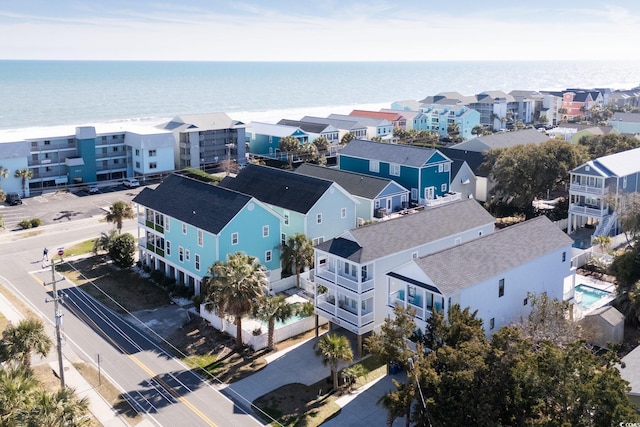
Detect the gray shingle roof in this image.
<box><xmin>295</xmin><ymin>163</ymin><xmax>402</xmax><ymax>199</ymax></box>
<box><xmin>315</xmin><ymin>199</ymin><xmax>494</xmax><ymax>263</ymax></box>
<box><xmin>415</xmin><ymin>216</ymin><xmax>573</xmax><ymax>295</ymax></box>
<box><xmin>474</xmin><ymin>128</ymin><xmax>549</xmax><ymax>150</ymax></box>
<box><xmin>338</xmin><ymin>139</ymin><xmax>442</xmax><ymax>168</ymax></box>
<box><xmin>160</xmin><ymin>112</ymin><xmax>242</xmax><ymax>132</ymax></box>
<box><xmin>277</xmin><ymin>119</ymin><xmax>332</xmax><ymax>134</ymax></box>
<box><xmin>132</xmin><ymin>174</ymin><xmax>252</xmax><ymax>235</ymax></box>
<box><xmin>219</xmin><ymin>164</ymin><xmax>332</xmax><ymax>214</ymax></box>
<box><xmin>438</xmin><ymin>147</ymin><xmax>488</xmax><ymax>177</ymax></box>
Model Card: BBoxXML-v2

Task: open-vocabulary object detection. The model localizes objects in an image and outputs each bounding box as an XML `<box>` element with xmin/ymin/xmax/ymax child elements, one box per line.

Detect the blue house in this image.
<box><xmin>220</xmin><ymin>164</ymin><xmax>358</xmax><ymax>246</ymax></box>
<box><xmin>338</xmin><ymin>139</ymin><xmax>454</xmax><ymax>205</ymax></box>
<box><xmin>246</xmin><ymin>122</ymin><xmax>309</xmax><ymax>159</ymax></box>
<box><xmin>295</xmin><ymin>163</ymin><xmax>410</xmax><ymax>222</ymax></box>
<box><xmin>133</xmin><ymin>173</ymin><xmax>282</xmax><ymax>294</ymax></box>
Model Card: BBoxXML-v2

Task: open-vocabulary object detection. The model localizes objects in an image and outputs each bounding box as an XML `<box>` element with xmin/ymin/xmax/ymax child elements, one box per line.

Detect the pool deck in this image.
<box><xmin>574</xmin><ymin>274</ymin><xmax>616</xmax><ymax>316</ymax></box>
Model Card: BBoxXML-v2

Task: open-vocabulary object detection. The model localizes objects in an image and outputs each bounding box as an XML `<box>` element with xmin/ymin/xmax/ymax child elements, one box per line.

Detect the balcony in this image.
<box><xmin>569</xmin><ymin>203</ymin><xmax>608</xmax><ymax>218</ymax></box>
<box><xmin>425</xmin><ymin>192</ymin><xmax>462</xmax><ymax>208</ymax></box>
<box><xmin>316</xmin><ymin>295</ymin><xmax>374</xmax><ymax>332</ymax></box>
<box><xmin>569</xmin><ymin>183</ymin><xmax>605</xmax><ymax>196</ymax></box>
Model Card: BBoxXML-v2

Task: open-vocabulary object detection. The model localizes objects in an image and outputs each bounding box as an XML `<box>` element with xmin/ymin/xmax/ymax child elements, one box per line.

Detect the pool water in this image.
<box><xmin>575</xmin><ymin>284</ymin><xmax>612</xmax><ymax>309</ymax></box>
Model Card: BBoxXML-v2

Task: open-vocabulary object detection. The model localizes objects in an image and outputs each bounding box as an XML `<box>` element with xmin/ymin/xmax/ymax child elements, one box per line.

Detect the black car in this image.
<box><xmin>6</xmin><ymin>192</ymin><xmax>22</xmax><ymax>205</ymax></box>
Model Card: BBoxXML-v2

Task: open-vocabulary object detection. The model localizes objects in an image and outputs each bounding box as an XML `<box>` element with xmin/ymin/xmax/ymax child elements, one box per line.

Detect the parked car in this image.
<box><xmin>6</xmin><ymin>192</ymin><xmax>22</xmax><ymax>205</ymax></box>
<box><xmin>89</xmin><ymin>185</ymin><xmax>100</xmax><ymax>194</ymax></box>
<box><xmin>122</xmin><ymin>178</ymin><xmax>140</xmax><ymax>188</ymax></box>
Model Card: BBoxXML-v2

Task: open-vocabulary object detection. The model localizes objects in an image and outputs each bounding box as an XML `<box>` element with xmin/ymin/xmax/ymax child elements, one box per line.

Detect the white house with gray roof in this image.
<box><xmin>568</xmin><ymin>147</ymin><xmax>640</xmax><ymax>240</ymax></box>
<box><xmin>312</xmin><ymin>198</ymin><xmax>495</xmax><ymax>355</ymax></box>
<box><xmin>300</xmin><ymin>116</ymin><xmax>368</xmax><ymax>141</ymax></box>
<box><xmin>387</xmin><ymin>215</ymin><xmax>574</xmax><ymax>336</ymax></box>
<box><xmin>328</xmin><ymin>113</ymin><xmax>394</xmax><ymax>140</ymax></box>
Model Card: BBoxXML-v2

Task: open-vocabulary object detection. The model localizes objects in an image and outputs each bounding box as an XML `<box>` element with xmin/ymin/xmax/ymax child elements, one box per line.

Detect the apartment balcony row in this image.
<box><xmin>315</xmin><ymin>267</ymin><xmax>375</xmax><ymax>294</ymax></box>
<box><xmin>569</xmin><ymin>203</ymin><xmax>608</xmax><ymax>218</ymax></box>
<box><xmin>569</xmin><ymin>183</ymin><xmax>606</xmax><ymax>196</ymax></box>
<box><xmin>28</xmin><ymin>158</ymin><xmax>64</xmax><ymax>167</ymax></box>
<box><xmin>30</xmin><ymin>142</ymin><xmax>77</xmax><ymax>153</ymax></box>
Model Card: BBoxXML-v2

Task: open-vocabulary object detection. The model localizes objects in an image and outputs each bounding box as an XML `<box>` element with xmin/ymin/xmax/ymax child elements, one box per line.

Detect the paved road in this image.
<box><xmin>0</xmin><ymin>200</ymin><xmax>263</xmax><ymax>426</ymax></box>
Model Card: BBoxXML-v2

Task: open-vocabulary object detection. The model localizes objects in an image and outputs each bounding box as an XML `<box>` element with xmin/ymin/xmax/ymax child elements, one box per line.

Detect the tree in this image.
<box><xmin>29</xmin><ymin>387</ymin><xmax>91</xmax><ymax>427</ymax></box>
<box><xmin>614</xmin><ymin>192</ymin><xmax>640</xmax><ymax>245</ymax></box>
<box><xmin>252</xmin><ymin>295</ymin><xmax>294</xmax><ymax>351</ymax></box>
<box><xmin>0</xmin><ymin>366</ymin><xmax>39</xmax><ymax>423</ymax></box>
<box><xmin>105</xmin><ymin>201</ymin><xmax>135</xmax><ymax>233</ymax></box>
<box><xmin>518</xmin><ymin>292</ymin><xmax>581</xmax><ymax>347</ymax></box>
<box><xmin>316</xmin><ymin>333</ymin><xmax>353</xmax><ymax>391</ymax></box>
<box><xmin>578</xmin><ymin>133</ymin><xmax>640</xmax><ymax>159</ymax></box>
<box><xmin>471</xmin><ymin>125</ymin><xmax>485</xmax><ymax>136</ymax></box>
<box><xmin>0</xmin><ymin>319</ymin><xmax>52</xmax><ymax>369</ymax></box>
<box><xmin>340</xmin><ymin>132</ymin><xmax>356</xmax><ymax>145</ymax></box>
<box><xmin>365</xmin><ymin>304</ymin><xmax>416</xmax><ymax>368</ymax></box>
<box><xmin>0</xmin><ymin>166</ymin><xmax>8</xmax><ymax>203</ymax></box>
<box><xmin>93</xmin><ymin>229</ymin><xmax>118</xmax><ymax>255</ymax></box>
<box><xmin>202</xmin><ymin>252</ymin><xmax>268</xmax><ymax>350</ymax></box>
<box><xmin>312</xmin><ymin>136</ymin><xmax>330</xmax><ymax>154</ymax></box>
<box><xmin>609</xmin><ymin>247</ymin><xmax>640</xmax><ymax>326</ymax></box>
<box><xmin>278</xmin><ymin>135</ymin><xmax>300</xmax><ymax>166</ymax></box>
<box><xmin>378</xmin><ymin>379</ymin><xmax>414</xmax><ymax>427</ymax></box>
<box><xmin>297</xmin><ymin>141</ymin><xmax>319</xmax><ymax>163</ymax></box>
<box><xmin>107</xmin><ymin>233</ymin><xmax>136</xmax><ymax>268</ymax></box>
<box><xmin>281</xmin><ymin>233</ymin><xmax>314</xmax><ymax>288</ymax></box>
<box><xmin>13</xmin><ymin>168</ymin><xmax>33</xmax><ymax>198</ymax></box>
<box><xmin>446</xmin><ymin>122</ymin><xmax>460</xmax><ymax>137</ymax></box>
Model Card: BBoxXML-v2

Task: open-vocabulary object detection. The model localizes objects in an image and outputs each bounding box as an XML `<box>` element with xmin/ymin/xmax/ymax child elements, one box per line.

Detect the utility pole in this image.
<box><xmin>46</xmin><ymin>249</ymin><xmax>66</xmax><ymax>389</ymax></box>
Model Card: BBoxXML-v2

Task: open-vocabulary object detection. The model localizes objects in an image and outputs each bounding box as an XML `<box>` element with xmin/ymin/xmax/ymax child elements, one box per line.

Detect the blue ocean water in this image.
<box><xmin>1</xmin><ymin>60</ymin><xmax>639</xmax><ymax>130</ymax></box>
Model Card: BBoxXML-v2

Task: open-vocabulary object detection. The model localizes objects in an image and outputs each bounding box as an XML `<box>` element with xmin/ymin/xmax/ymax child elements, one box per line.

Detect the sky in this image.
<box><xmin>1</xmin><ymin>1</ymin><xmax>639</xmax><ymax>61</ymax></box>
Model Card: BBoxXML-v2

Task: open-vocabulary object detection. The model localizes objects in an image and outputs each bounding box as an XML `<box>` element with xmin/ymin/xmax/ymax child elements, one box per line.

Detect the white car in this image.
<box><xmin>122</xmin><ymin>178</ymin><xmax>140</xmax><ymax>188</ymax></box>
<box><xmin>89</xmin><ymin>185</ymin><xmax>100</xmax><ymax>194</ymax></box>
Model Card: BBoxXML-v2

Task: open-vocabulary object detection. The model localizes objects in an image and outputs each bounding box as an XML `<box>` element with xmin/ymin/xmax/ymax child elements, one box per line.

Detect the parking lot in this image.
<box><xmin>0</xmin><ymin>183</ymin><xmax>149</xmax><ymax>231</ymax></box>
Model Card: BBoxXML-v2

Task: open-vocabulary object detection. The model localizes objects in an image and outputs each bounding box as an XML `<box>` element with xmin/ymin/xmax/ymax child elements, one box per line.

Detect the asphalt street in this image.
<box><xmin>0</xmin><ymin>187</ymin><xmax>264</xmax><ymax>426</ymax></box>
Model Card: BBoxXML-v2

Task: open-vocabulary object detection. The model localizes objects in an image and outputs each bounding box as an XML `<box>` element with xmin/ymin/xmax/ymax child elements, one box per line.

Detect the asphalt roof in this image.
<box><xmin>593</xmin><ymin>147</ymin><xmax>640</xmax><ymax>177</ymax></box>
<box><xmin>295</xmin><ymin>163</ymin><xmax>402</xmax><ymax>199</ymax></box>
<box><xmin>414</xmin><ymin>216</ymin><xmax>574</xmax><ymax>295</ymax></box>
<box><xmin>219</xmin><ymin>164</ymin><xmax>333</xmax><ymax>214</ymax></box>
<box><xmin>277</xmin><ymin>119</ymin><xmax>332</xmax><ymax>134</ymax></box>
<box><xmin>160</xmin><ymin>112</ymin><xmax>243</xmax><ymax>132</ymax></box>
<box><xmin>315</xmin><ymin>198</ymin><xmax>495</xmax><ymax>263</ymax></box>
<box><xmin>338</xmin><ymin>139</ymin><xmax>443</xmax><ymax>168</ymax></box>
<box><xmin>472</xmin><ymin>128</ymin><xmax>549</xmax><ymax>150</ymax></box>
<box><xmin>438</xmin><ymin>147</ymin><xmax>488</xmax><ymax>177</ymax></box>
<box><xmin>132</xmin><ymin>174</ymin><xmax>252</xmax><ymax>235</ymax></box>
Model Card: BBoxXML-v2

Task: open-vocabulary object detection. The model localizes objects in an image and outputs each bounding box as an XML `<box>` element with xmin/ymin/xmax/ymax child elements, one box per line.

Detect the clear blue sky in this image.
<box><xmin>1</xmin><ymin>1</ymin><xmax>638</xmax><ymax>61</ymax></box>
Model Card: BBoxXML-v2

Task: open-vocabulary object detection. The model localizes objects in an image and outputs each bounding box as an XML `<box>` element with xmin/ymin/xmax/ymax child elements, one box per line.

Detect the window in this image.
<box><xmin>444</xmin><ymin>163</ymin><xmax>450</xmax><ymax>172</ymax></box>
<box><xmin>113</xmin><ymin>146</ymin><xmax>119</xmax><ymax>152</ymax></box>
<box><xmin>623</xmin><ymin>177</ymin><xmax>627</xmax><ymax>189</ymax></box>
<box><xmin>114</xmin><ymin>159</ymin><xmax>119</xmax><ymax>164</ymax></box>
<box><xmin>195</xmin><ymin>254</ymin><xmax>200</xmax><ymax>271</ymax></box>
<box><xmin>390</xmin><ymin>163</ymin><xmax>400</xmax><ymax>176</ymax></box>
<box><xmin>44</xmin><ymin>140</ymin><xmax>50</xmax><ymax>145</ymax></box>
<box><xmin>185</xmin><ymin>249</ymin><xmax>190</xmax><ymax>261</ymax></box>
<box><xmin>490</xmin><ymin>318</ymin><xmax>495</xmax><ymax>330</ymax></box>
<box><xmin>197</xmin><ymin>230</ymin><xmax>203</xmax><ymax>246</ymax></box>
<box><xmin>182</xmin><ymin>223</ymin><xmax>187</xmax><ymax>234</ymax></box>
<box><xmin>265</xmin><ymin>250</ymin><xmax>272</xmax><ymax>262</ymax></box>
<box><xmin>408</xmin><ymin>286</ymin><xmax>415</xmax><ymax>297</ymax></box>
<box><xmin>165</xmin><ymin>217</ymin><xmax>170</xmax><ymax>232</ymax></box>
<box><xmin>562</xmin><ymin>251</ymin><xmax>566</xmax><ymax>262</ymax></box>
<box><xmin>135</xmin><ymin>162</ymin><xmax>141</xmax><ymax>168</ymax></box>
<box><xmin>523</xmin><ymin>297</ymin><xmax>528</xmax><ymax>306</ymax></box>
<box><xmin>263</xmin><ymin>225</ymin><xmax>269</xmax><ymax>237</ymax></box>
<box><xmin>231</xmin><ymin>232</ymin><xmax>238</xmax><ymax>245</ymax></box>
<box><xmin>316</xmin><ymin>213</ymin><xmax>322</xmax><ymax>224</ymax></box>
<box><xmin>361</xmin><ymin>265</ymin><xmax>368</xmax><ymax>281</ymax></box>
<box><xmin>412</xmin><ymin>252</ymin><xmax>418</xmax><ymax>259</ymax></box>
<box><xmin>166</xmin><ymin>241</ymin><xmax>171</xmax><ymax>256</ymax></box>
<box><xmin>438</xmin><ymin>164</ymin><xmax>444</xmax><ymax>173</ymax></box>
<box><xmin>369</xmin><ymin>160</ymin><xmax>380</xmax><ymax>173</ymax></box>
<box><xmin>499</xmin><ymin>278</ymin><xmax>505</xmax><ymax>297</ymax></box>
<box><xmin>149</xmin><ymin>162</ymin><xmax>157</xmax><ymax>169</ymax></box>
<box><xmin>135</xmin><ymin>149</ymin><xmax>140</xmax><ymax>156</ymax></box>
<box><xmin>281</xmin><ymin>233</ymin><xmax>286</xmax><ymax>246</ymax></box>
<box><xmin>441</xmin><ymin>183</ymin><xmax>447</xmax><ymax>192</ymax></box>
<box><xmin>312</xmin><ymin>237</ymin><xmax>324</xmax><ymax>245</ymax></box>
<box><xmin>283</xmin><ymin>212</ymin><xmax>290</xmax><ymax>226</ymax></box>
<box><xmin>341</xmin><ymin>208</ymin><xmax>347</xmax><ymax>219</ymax></box>
<box><xmin>149</xmin><ymin>150</ymin><xmax>157</xmax><ymax>157</ymax></box>
<box><xmin>179</xmin><ymin>247</ymin><xmax>184</xmax><ymax>262</ymax></box>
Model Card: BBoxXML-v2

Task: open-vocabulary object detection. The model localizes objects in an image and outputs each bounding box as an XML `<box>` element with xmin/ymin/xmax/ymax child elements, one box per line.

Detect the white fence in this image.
<box><xmin>200</xmin><ymin>305</ymin><xmax>327</xmax><ymax>351</ymax></box>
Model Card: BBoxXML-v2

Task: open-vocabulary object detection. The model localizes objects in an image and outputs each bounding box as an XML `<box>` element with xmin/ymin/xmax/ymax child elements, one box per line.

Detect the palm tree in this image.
<box><xmin>0</xmin><ymin>366</ymin><xmax>38</xmax><ymax>424</ymax></box>
<box><xmin>316</xmin><ymin>333</ymin><xmax>353</xmax><ymax>391</ymax></box>
<box><xmin>278</xmin><ymin>135</ymin><xmax>300</xmax><ymax>166</ymax></box>
<box><xmin>0</xmin><ymin>319</ymin><xmax>52</xmax><ymax>369</ymax></box>
<box><xmin>281</xmin><ymin>233</ymin><xmax>314</xmax><ymax>288</ymax></box>
<box><xmin>312</xmin><ymin>136</ymin><xmax>330</xmax><ymax>154</ymax></box>
<box><xmin>202</xmin><ymin>252</ymin><xmax>268</xmax><ymax>351</ymax></box>
<box><xmin>14</xmin><ymin>168</ymin><xmax>33</xmax><ymax>198</ymax></box>
<box><xmin>252</xmin><ymin>295</ymin><xmax>294</xmax><ymax>351</ymax></box>
<box><xmin>105</xmin><ymin>201</ymin><xmax>135</xmax><ymax>233</ymax></box>
<box><xmin>29</xmin><ymin>387</ymin><xmax>90</xmax><ymax>427</ymax></box>
<box><xmin>340</xmin><ymin>132</ymin><xmax>356</xmax><ymax>146</ymax></box>
<box><xmin>0</xmin><ymin>166</ymin><xmax>8</xmax><ymax>203</ymax></box>
<box><xmin>93</xmin><ymin>229</ymin><xmax>118</xmax><ymax>255</ymax></box>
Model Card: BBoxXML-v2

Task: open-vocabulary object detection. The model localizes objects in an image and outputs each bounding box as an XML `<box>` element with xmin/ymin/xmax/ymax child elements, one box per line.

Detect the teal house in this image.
<box><xmin>246</xmin><ymin>122</ymin><xmax>309</xmax><ymax>159</ymax></box>
<box><xmin>338</xmin><ymin>139</ymin><xmax>453</xmax><ymax>205</ymax></box>
<box><xmin>220</xmin><ymin>164</ymin><xmax>358</xmax><ymax>246</ymax></box>
<box><xmin>133</xmin><ymin>174</ymin><xmax>282</xmax><ymax>295</ymax></box>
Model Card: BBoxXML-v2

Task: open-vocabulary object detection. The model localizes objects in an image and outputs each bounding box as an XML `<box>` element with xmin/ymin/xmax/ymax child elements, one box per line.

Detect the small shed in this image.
<box><xmin>580</xmin><ymin>306</ymin><xmax>625</xmax><ymax>348</ymax></box>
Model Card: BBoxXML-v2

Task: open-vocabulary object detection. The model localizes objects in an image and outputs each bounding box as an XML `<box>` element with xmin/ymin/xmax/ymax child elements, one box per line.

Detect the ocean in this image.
<box><xmin>1</xmin><ymin>60</ymin><xmax>640</xmax><ymax>131</ymax></box>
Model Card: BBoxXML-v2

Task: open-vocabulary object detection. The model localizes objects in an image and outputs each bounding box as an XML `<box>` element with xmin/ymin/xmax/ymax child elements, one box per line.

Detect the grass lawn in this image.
<box><xmin>253</xmin><ymin>355</ymin><xmax>386</xmax><ymax>427</ymax></box>
<box><xmin>59</xmin><ymin>239</ymin><xmax>97</xmax><ymax>258</ymax></box>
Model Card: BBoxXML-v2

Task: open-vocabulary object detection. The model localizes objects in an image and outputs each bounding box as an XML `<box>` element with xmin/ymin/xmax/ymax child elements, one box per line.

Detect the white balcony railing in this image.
<box><xmin>569</xmin><ymin>183</ymin><xmax>606</xmax><ymax>196</ymax></box>
<box><xmin>425</xmin><ymin>192</ymin><xmax>462</xmax><ymax>208</ymax></box>
<box><xmin>569</xmin><ymin>203</ymin><xmax>607</xmax><ymax>217</ymax></box>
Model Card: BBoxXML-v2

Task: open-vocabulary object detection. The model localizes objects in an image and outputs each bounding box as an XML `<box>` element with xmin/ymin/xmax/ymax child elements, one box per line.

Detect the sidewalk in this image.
<box><xmin>0</xmin><ymin>287</ymin><xmax>129</xmax><ymax>426</ymax></box>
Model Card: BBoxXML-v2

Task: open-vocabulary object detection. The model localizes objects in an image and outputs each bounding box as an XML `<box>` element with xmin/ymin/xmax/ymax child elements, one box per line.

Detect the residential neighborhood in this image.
<box><xmin>2</xmin><ymin>84</ymin><xmax>640</xmax><ymax>425</ymax></box>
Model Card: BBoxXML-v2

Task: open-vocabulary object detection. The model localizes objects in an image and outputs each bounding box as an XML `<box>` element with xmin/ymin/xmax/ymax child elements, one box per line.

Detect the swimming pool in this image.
<box><xmin>575</xmin><ymin>284</ymin><xmax>612</xmax><ymax>309</ymax></box>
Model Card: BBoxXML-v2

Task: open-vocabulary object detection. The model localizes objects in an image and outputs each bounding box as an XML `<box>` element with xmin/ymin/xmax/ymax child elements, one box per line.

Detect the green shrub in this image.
<box><xmin>30</xmin><ymin>218</ymin><xmax>42</xmax><ymax>227</ymax></box>
<box><xmin>107</xmin><ymin>233</ymin><xmax>136</xmax><ymax>268</ymax></box>
<box><xmin>18</xmin><ymin>219</ymin><xmax>33</xmax><ymax>229</ymax></box>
